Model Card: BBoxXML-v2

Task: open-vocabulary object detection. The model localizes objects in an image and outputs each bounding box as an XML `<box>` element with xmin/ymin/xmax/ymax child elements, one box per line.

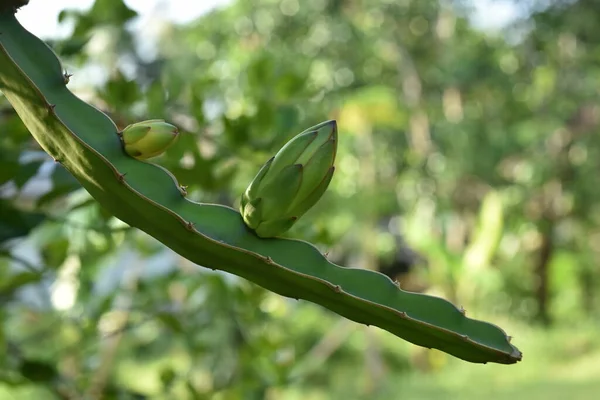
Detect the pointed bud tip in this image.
<box><xmin>324</xmin><ymin>120</ymin><xmax>337</xmax><ymax>140</ymax></box>
<box><xmin>310</xmin><ymin>119</ymin><xmax>337</xmax><ymax>133</ymax></box>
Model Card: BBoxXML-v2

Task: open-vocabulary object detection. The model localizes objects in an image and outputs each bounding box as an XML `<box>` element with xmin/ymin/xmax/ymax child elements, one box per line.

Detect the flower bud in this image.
<box><xmin>120</xmin><ymin>119</ymin><xmax>179</xmax><ymax>159</ymax></box>
<box><xmin>241</xmin><ymin>120</ymin><xmax>337</xmax><ymax>238</ymax></box>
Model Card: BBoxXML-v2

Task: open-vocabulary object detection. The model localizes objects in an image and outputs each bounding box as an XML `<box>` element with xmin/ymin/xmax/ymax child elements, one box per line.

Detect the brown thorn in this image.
<box><xmin>63</xmin><ymin>72</ymin><xmax>72</xmax><ymax>84</ymax></box>
<box><xmin>333</xmin><ymin>285</ymin><xmax>342</xmax><ymax>293</ymax></box>
<box><xmin>399</xmin><ymin>311</ymin><xmax>407</xmax><ymax>318</ymax></box>
<box><xmin>185</xmin><ymin>221</ymin><xmax>195</xmax><ymax>231</ymax></box>
<box><xmin>179</xmin><ymin>185</ymin><xmax>188</xmax><ymax>196</ymax></box>
<box><xmin>47</xmin><ymin>104</ymin><xmax>56</xmax><ymax>114</ymax></box>
<box><xmin>117</xmin><ymin>172</ymin><xmax>127</xmax><ymax>182</ymax></box>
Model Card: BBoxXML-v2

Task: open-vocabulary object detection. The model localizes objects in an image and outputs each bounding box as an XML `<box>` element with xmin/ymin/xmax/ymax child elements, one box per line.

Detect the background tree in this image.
<box><xmin>1</xmin><ymin>0</ymin><xmax>599</xmax><ymax>399</ymax></box>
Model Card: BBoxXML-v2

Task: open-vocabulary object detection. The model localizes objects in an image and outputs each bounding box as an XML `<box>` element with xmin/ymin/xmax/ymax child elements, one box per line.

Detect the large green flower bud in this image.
<box><xmin>241</xmin><ymin>120</ymin><xmax>337</xmax><ymax>238</ymax></box>
<box><xmin>120</xmin><ymin>119</ymin><xmax>179</xmax><ymax>159</ymax></box>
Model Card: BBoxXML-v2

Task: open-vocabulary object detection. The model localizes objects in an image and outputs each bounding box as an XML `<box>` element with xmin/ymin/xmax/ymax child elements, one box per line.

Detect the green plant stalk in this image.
<box><xmin>0</xmin><ymin>10</ymin><xmax>521</xmax><ymax>364</ymax></box>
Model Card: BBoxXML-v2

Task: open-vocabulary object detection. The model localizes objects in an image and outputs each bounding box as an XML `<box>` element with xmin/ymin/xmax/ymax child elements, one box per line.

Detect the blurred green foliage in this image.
<box><xmin>1</xmin><ymin>0</ymin><xmax>599</xmax><ymax>398</ymax></box>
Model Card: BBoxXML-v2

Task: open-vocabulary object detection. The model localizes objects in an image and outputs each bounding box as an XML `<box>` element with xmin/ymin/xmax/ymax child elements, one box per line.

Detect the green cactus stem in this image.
<box><xmin>0</xmin><ymin>9</ymin><xmax>521</xmax><ymax>365</ymax></box>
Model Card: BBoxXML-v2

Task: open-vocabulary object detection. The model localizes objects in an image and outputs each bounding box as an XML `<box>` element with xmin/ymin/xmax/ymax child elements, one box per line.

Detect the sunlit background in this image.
<box><xmin>2</xmin><ymin>0</ymin><xmax>600</xmax><ymax>399</ymax></box>
<box><xmin>17</xmin><ymin>0</ymin><xmax>520</xmax><ymax>37</ymax></box>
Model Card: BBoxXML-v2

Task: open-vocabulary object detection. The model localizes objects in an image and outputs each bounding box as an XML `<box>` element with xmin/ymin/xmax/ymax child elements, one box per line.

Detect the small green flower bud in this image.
<box><xmin>241</xmin><ymin>120</ymin><xmax>337</xmax><ymax>238</ymax></box>
<box><xmin>120</xmin><ymin>119</ymin><xmax>179</xmax><ymax>159</ymax></box>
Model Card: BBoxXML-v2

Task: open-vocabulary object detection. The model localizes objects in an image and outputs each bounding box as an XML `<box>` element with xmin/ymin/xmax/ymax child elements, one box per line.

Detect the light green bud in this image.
<box><xmin>241</xmin><ymin>120</ymin><xmax>337</xmax><ymax>238</ymax></box>
<box><xmin>120</xmin><ymin>119</ymin><xmax>179</xmax><ymax>159</ymax></box>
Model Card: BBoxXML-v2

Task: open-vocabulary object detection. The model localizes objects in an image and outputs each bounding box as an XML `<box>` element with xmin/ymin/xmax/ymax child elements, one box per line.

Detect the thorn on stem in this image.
<box><xmin>179</xmin><ymin>185</ymin><xmax>188</xmax><ymax>196</ymax></box>
<box><xmin>333</xmin><ymin>285</ymin><xmax>342</xmax><ymax>293</ymax></box>
<box><xmin>459</xmin><ymin>306</ymin><xmax>466</xmax><ymax>316</ymax></box>
<box><xmin>47</xmin><ymin>104</ymin><xmax>56</xmax><ymax>114</ymax></box>
<box><xmin>117</xmin><ymin>172</ymin><xmax>127</xmax><ymax>182</ymax></box>
<box><xmin>185</xmin><ymin>221</ymin><xmax>195</xmax><ymax>231</ymax></box>
<box><xmin>399</xmin><ymin>311</ymin><xmax>407</xmax><ymax>318</ymax></box>
<box><xmin>63</xmin><ymin>72</ymin><xmax>73</xmax><ymax>84</ymax></box>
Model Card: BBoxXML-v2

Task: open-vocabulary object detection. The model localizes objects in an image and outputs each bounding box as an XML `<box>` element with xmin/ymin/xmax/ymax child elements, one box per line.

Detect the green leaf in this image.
<box><xmin>18</xmin><ymin>359</ymin><xmax>57</xmax><ymax>383</ymax></box>
<box><xmin>0</xmin><ymin>151</ymin><xmax>19</xmax><ymax>185</ymax></box>
<box><xmin>0</xmin><ymin>271</ymin><xmax>42</xmax><ymax>297</ymax></box>
<box><xmin>160</xmin><ymin>367</ymin><xmax>176</xmax><ymax>389</ymax></box>
<box><xmin>157</xmin><ymin>312</ymin><xmax>184</xmax><ymax>333</ymax></box>
<box><xmin>99</xmin><ymin>69</ymin><xmax>140</xmax><ymax>109</ymax></box>
<box><xmin>36</xmin><ymin>165</ymin><xmax>81</xmax><ymax>206</ymax></box>
<box><xmin>0</xmin><ymin>199</ymin><xmax>46</xmax><ymax>244</ymax></box>
<box><xmin>41</xmin><ymin>238</ymin><xmax>69</xmax><ymax>269</ymax></box>
<box><xmin>13</xmin><ymin>160</ymin><xmax>42</xmax><ymax>188</ymax></box>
